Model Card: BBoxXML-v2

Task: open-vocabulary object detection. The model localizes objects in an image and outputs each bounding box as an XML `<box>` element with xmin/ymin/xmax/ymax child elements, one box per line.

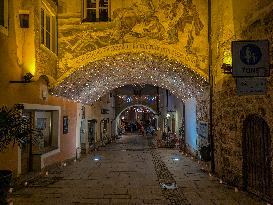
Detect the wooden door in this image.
<box><xmin>88</xmin><ymin>120</ymin><xmax>96</xmax><ymax>145</ymax></box>
<box><xmin>242</xmin><ymin>115</ymin><xmax>272</xmax><ymax>201</ymax></box>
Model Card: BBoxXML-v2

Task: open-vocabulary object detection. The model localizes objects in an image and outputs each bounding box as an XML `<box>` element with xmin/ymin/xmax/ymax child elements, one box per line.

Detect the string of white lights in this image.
<box><xmin>50</xmin><ymin>53</ymin><xmax>208</xmax><ymax>104</ymax></box>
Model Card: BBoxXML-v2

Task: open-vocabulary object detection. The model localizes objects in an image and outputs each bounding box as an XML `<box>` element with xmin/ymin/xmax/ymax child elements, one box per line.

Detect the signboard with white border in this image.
<box><xmin>232</xmin><ymin>40</ymin><xmax>270</xmax><ymax>77</ymax></box>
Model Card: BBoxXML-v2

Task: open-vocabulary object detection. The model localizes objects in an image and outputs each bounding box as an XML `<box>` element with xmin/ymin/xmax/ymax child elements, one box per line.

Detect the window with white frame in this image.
<box><xmin>0</xmin><ymin>0</ymin><xmax>8</xmax><ymax>34</ymax></box>
<box><xmin>41</xmin><ymin>1</ymin><xmax>57</xmax><ymax>53</ymax></box>
<box><xmin>34</xmin><ymin>110</ymin><xmax>59</xmax><ymax>152</ymax></box>
<box><xmin>83</xmin><ymin>0</ymin><xmax>110</xmax><ymax>22</ymax></box>
<box><xmin>22</xmin><ymin>103</ymin><xmax>61</xmax><ymax>155</ymax></box>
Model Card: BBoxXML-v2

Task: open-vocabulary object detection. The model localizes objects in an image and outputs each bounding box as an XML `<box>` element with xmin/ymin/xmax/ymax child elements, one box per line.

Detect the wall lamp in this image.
<box><xmin>10</xmin><ymin>72</ymin><xmax>34</xmax><ymax>83</ymax></box>
<box><xmin>221</xmin><ymin>63</ymin><xmax>232</xmax><ymax>74</ymax></box>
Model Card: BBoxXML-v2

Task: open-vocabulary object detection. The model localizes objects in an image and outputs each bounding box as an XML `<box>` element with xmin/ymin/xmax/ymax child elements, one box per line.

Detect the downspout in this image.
<box><xmin>208</xmin><ymin>0</ymin><xmax>215</xmax><ymax>173</ymax></box>
<box><xmin>156</xmin><ymin>86</ymin><xmax>159</xmax><ymax>114</ymax></box>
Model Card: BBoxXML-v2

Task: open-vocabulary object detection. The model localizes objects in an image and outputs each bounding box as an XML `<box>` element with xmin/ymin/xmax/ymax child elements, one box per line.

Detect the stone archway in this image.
<box><xmin>50</xmin><ymin>53</ymin><xmax>208</xmax><ymax>104</ymax></box>
<box><xmin>115</xmin><ymin>104</ymin><xmax>158</xmax><ymax>134</ymax></box>
<box><xmin>116</xmin><ymin>104</ymin><xmax>157</xmax><ymax>118</ymax></box>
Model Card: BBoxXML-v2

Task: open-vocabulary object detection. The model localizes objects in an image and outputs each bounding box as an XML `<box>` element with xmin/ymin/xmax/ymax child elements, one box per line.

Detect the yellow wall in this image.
<box><xmin>0</xmin><ymin>0</ymin><xmax>73</xmax><ymax>174</ymax></box>
<box><xmin>0</xmin><ymin>145</ymin><xmax>18</xmax><ymax>174</ymax></box>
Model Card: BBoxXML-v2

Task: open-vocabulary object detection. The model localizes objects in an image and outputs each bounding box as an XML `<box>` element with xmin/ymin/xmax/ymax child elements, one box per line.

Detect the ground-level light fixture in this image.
<box><xmin>93</xmin><ymin>156</ymin><xmax>101</xmax><ymax>161</ymax></box>
<box><xmin>171</xmin><ymin>155</ymin><xmax>181</xmax><ymax>161</ymax></box>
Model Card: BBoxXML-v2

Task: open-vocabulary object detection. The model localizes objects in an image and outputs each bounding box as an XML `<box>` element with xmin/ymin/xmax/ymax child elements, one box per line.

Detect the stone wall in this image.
<box><xmin>36</xmin><ymin>46</ymin><xmax>58</xmax><ymax>78</ymax></box>
<box><xmin>213</xmin><ymin>75</ymin><xmax>273</xmax><ymax>186</ymax></box>
<box><xmin>196</xmin><ymin>88</ymin><xmax>209</xmax><ymax>123</ymax></box>
<box><xmin>211</xmin><ymin>0</ymin><xmax>273</xmax><ymax>193</ymax></box>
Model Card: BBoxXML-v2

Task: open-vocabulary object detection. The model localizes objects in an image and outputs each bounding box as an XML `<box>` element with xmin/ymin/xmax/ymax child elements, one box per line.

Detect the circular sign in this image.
<box><xmin>240</xmin><ymin>44</ymin><xmax>262</xmax><ymax>65</ymax></box>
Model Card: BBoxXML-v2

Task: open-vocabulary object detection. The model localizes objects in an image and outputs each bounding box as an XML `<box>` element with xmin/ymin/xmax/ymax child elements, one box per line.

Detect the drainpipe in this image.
<box><xmin>208</xmin><ymin>0</ymin><xmax>215</xmax><ymax>173</ymax></box>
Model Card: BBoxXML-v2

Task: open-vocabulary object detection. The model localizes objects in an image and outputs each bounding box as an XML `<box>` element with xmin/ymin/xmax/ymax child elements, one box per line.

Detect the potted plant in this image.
<box><xmin>0</xmin><ymin>104</ymin><xmax>42</xmax><ymax>204</ymax></box>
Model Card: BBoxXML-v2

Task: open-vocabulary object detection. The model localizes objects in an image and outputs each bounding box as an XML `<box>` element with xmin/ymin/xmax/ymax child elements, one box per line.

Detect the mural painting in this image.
<box><xmin>58</xmin><ymin>0</ymin><xmax>208</xmax><ymax>79</ymax></box>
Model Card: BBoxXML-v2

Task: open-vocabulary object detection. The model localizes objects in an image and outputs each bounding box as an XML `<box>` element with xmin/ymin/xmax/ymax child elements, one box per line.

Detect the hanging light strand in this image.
<box><xmin>50</xmin><ymin>53</ymin><xmax>208</xmax><ymax>104</ymax></box>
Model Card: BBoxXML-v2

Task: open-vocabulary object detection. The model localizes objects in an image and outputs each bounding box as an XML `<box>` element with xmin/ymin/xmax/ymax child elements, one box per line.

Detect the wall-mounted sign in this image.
<box><xmin>197</xmin><ymin>121</ymin><xmax>209</xmax><ymax>148</ymax></box>
<box><xmin>197</xmin><ymin>121</ymin><xmax>208</xmax><ymax>139</ymax></box>
<box><xmin>232</xmin><ymin>40</ymin><xmax>269</xmax><ymax>77</ymax></box>
<box><xmin>236</xmin><ymin>77</ymin><xmax>267</xmax><ymax>95</ymax></box>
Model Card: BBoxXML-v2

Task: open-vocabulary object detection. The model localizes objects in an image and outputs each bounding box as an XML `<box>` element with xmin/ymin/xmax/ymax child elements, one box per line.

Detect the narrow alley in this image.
<box><xmin>12</xmin><ymin>134</ymin><xmax>265</xmax><ymax>205</ymax></box>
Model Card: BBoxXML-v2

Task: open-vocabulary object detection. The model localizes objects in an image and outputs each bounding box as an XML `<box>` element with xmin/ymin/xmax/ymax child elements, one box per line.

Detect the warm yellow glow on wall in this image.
<box><xmin>23</xmin><ymin>32</ymin><xmax>36</xmax><ymax>75</ymax></box>
<box><xmin>25</xmin><ymin>59</ymin><xmax>36</xmax><ymax>75</ymax></box>
<box><xmin>223</xmin><ymin>51</ymin><xmax>232</xmax><ymax>65</ymax></box>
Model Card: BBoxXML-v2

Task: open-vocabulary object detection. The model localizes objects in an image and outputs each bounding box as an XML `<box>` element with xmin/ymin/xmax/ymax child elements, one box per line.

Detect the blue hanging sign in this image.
<box><xmin>232</xmin><ymin>40</ymin><xmax>270</xmax><ymax>77</ymax></box>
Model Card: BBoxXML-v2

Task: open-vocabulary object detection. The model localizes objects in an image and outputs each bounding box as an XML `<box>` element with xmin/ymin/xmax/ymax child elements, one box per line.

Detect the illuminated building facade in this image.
<box><xmin>0</xmin><ymin>0</ymin><xmax>272</xmax><ymax>201</ymax></box>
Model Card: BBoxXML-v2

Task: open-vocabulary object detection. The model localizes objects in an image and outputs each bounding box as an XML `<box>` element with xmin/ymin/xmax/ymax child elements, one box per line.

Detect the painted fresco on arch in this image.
<box><xmin>58</xmin><ymin>0</ymin><xmax>208</xmax><ymax>77</ymax></box>
<box><xmin>110</xmin><ymin>0</ymin><xmax>204</xmax><ymax>46</ymax></box>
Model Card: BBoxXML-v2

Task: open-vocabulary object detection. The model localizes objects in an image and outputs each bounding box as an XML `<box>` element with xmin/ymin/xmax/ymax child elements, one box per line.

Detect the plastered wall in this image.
<box><xmin>0</xmin><ymin>0</ymin><xmax>75</xmax><ymax>173</ymax></box>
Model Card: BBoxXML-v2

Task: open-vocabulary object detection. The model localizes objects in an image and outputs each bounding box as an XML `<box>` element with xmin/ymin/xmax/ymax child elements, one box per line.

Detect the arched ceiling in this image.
<box><xmin>50</xmin><ymin>53</ymin><xmax>208</xmax><ymax>104</ymax></box>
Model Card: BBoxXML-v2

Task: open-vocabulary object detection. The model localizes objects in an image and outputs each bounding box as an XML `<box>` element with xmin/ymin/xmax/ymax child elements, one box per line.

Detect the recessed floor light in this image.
<box><xmin>171</xmin><ymin>156</ymin><xmax>181</xmax><ymax>161</ymax></box>
<box><xmin>93</xmin><ymin>156</ymin><xmax>101</xmax><ymax>161</ymax></box>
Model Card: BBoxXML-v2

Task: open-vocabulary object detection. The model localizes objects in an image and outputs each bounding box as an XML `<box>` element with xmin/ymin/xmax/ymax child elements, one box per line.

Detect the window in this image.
<box><xmin>0</xmin><ymin>0</ymin><xmax>8</xmax><ymax>34</ymax></box>
<box><xmin>22</xmin><ymin>103</ymin><xmax>61</xmax><ymax>157</ymax></box>
<box><xmin>41</xmin><ymin>1</ymin><xmax>57</xmax><ymax>53</ymax></box>
<box><xmin>83</xmin><ymin>0</ymin><xmax>110</xmax><ymax>22</ymax></box>
<box><xmin>35</xmin><ymin>111</ymin><xmax>59</xmax><ymax>152</ymax></box>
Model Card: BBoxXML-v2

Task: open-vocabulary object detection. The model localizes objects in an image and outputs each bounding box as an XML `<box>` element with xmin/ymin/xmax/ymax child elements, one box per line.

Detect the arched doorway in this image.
<box><xmin>242</xmin><ymin>115</ymin><xmax>272</xmax><ymax>200</ymax></box>
<box><xmin>50</xmin><ymin>53</ymin><xmax>209</xmax><ymax>164</ymax></box>
<box><xmin>116</xmin><ymin>104</ymin><xmax>158</xmax><ymax>134</ymax></box>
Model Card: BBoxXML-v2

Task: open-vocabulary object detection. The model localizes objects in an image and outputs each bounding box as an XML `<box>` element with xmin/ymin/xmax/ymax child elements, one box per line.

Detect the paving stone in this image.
<box><xmin>12</xmin><ymin>134</ymin><xmax>266</xmax><ymax>205</ymax></box>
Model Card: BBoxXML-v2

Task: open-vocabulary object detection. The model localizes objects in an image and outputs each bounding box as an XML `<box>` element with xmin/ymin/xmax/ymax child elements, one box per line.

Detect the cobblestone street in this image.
<box><xmin>12</xmin><ymin>134</ymin><xmax>267</xmax><ymax>205</ymax></box>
